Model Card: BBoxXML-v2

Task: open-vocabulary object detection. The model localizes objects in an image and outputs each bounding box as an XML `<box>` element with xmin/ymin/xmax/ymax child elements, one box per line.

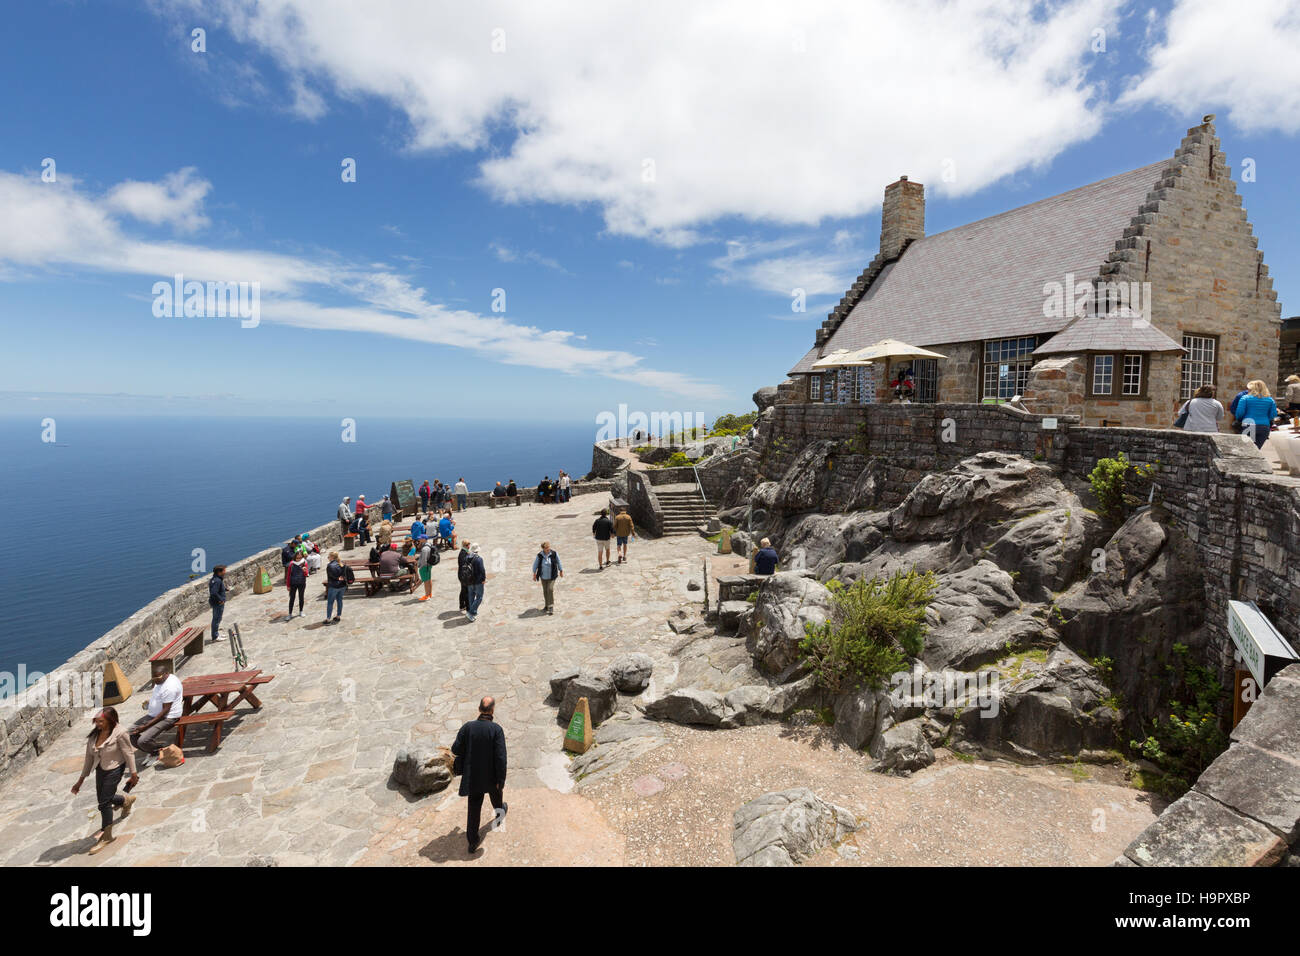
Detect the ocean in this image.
<box><xmin>0</xmin><ymin>416</ymin><xmax>599</xmax><ymax>678</ymax></box>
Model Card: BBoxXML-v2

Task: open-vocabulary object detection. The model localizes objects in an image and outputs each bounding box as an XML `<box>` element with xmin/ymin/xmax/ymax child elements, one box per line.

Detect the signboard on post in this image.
<box><xmin>1227</xmin><ymin>600</ymin><xmax>1298</xmax><ymax>686</ymax></box>
<box><xmin>390</xmin><ymin>479</ymin><xmax>417</xmax><ymax>517</ymax></box>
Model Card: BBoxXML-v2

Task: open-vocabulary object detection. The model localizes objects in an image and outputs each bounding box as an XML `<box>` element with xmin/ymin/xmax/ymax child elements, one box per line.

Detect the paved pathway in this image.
<box><xmin>0</xmin><ymin>500</ymin><xmax>1160</xmax><ymax>866</ymax></box>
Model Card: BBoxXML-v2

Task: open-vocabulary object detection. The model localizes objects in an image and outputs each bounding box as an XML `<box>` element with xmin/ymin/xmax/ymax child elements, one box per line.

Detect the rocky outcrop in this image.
<box><xmin>733</xmin><ymin>788</ymin><xmax>858</xmax><ymax>866</ymax></box>
<box><xmin>753</xmin><ymin>386</ymin><xmax>780</xmax><ymax>412</ymax></box>
<box><xmin>745</xmin><ymin>571</ymin><xmax>832</xmax><ymax>679</ymax></box>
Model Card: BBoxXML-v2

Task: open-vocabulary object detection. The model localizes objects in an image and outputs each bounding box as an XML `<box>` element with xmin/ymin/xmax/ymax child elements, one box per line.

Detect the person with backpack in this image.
<box><xmin>531</xmin><ymin>541</ymin><xmax>563</xmax><ymax>615</ymax></box>
<box><xmin>592</xmin><ymin>508</ymin><xmax>614</xmax><ymax>569</ymax></box>
<box><xmin>286</xmin><ymin>551</ymin><xmax>309</xmax><ymax>618</ymax></box>
<box><xmin>208</xmin><ymin>565</ymin><xmax>227</xmax><ymax>642</ymax></box>
<box><xmin>419</xmin><ymin>480</ymin><xmax>431</xmax><ymax>512</ymax></box>
<box><xmin>325</xmin><ymin>551</ymin><xmax>353</xmax><ymax>624</ymax></box>
<box><xmin>457</xmin><ymin>540</ymin><xmax>471</xmax><ymax>611</ymax></box>
<box><xmin>1175</xmin><ymin>384</ymin><xmax>1224</xmax><ymax>433</ymax></box>
<box><xmin>417</xmin><ymin>535</ymin><xmax>439</xmax><ymax>602</ymax></box>
<box><xmin>463</xmin><ymin>543</ymin><xmax>486</xmax><ymax>622</ymax></box>
<box><xmin>1234</xmin><ymin>380</ymin><xmax>1279</xmax><ymax>450</ymax></box>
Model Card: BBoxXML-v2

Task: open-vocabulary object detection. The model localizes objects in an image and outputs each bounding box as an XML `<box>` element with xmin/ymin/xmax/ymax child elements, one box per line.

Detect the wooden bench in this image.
<box><xmin>150</xmin><ymin>626</ymin><xmax>206</xmax><ymax>675</ymax></box>
<box><xmin>176</xmin><ymin>710</ymin><xmax>236</xmax><ymax>752</ymax></box>
<box><xmin>364</xmin><ymin>573</ymin><xmax>418</xmax><ymax>597</ymax></box>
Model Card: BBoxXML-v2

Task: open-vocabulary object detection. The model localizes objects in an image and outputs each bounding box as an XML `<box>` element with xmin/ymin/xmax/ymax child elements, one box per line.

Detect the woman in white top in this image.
<box><xmin>1177</xmin><ymin>384</ymin><xmax>1224</xmax><ymax>433</ymax></box>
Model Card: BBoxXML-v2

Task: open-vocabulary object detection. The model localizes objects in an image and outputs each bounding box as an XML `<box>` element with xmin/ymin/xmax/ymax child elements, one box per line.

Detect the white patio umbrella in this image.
<box><xmin>811</xmin><ymin>349</ymin><xmax>874</xmax><ymax>369</ymax></box>
<box><xmin>842</xmin><ymin>339</ymin><xmax>947</xmax><ymax>363</ymax></box>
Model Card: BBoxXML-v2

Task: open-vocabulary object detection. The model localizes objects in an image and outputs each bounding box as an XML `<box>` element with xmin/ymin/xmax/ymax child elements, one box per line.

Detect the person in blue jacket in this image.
<box><xmin>1234</xmin><ymin>380</ymin><xmax>1278</xmax><ymax>450</ymax></box>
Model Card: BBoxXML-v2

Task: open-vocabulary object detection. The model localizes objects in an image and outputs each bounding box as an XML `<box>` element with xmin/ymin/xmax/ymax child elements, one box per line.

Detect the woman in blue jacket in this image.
<box><xmin>1234</xmin><ymin>380</ymin><xmax>1278</xmax><ymax>450</ymax></box>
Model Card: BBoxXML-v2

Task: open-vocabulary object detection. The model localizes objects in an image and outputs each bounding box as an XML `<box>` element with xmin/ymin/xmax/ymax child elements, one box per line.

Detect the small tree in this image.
<box><xmin>1088</xmin><ymin>452</ymin><xmax>1157</xmax><ymax>521</ymax></box>
<box><xmin>799</xmin><ymin>570</ymin><xmax>938</xmax><ymax>693</ymax></box>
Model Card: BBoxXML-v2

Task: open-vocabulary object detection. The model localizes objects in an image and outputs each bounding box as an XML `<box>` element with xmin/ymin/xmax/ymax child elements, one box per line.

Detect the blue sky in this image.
<box><xmin>2</xmin><ymin>0</ymin><xmax>1298</xmax><ymax>423</ymax></box>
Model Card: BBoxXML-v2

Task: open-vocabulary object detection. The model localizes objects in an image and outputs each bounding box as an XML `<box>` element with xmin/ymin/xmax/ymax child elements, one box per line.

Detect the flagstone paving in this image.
<box><xmin>0</xmin><ymin>500</ymin><xmax>1161</xmax><ymax>866</ymax></box>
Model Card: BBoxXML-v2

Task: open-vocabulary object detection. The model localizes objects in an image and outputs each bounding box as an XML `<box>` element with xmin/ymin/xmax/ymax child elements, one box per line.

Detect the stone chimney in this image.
<box><xmin>880</xmin><ymin>175</ymin><xmax>925</xmax><ymax>260</ymax></box>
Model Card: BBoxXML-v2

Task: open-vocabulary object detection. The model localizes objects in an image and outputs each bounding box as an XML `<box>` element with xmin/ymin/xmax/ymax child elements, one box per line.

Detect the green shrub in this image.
<box><xmin>1129</xmin><ymin>644</ymin><xmax>1228</xmax><ymax>799</ymax></box>
<box><xmin>663</xmin><ymin>451</ymin><xmax>691</xmax><ymax>467</ymax></box>
<box><xmin>708</xmin><ymin>411</ymin><xmax>758</xmax><ymax>437</ymax></box>
<box><xmin>1088</xmin><ymin>453</ymin><xmax>1157</xmax><ymax>521</ymax></box>
<box><xmin>799</xmin><ymin>570</ymin><xmax>938</xmax><ymax>693</ymax></box>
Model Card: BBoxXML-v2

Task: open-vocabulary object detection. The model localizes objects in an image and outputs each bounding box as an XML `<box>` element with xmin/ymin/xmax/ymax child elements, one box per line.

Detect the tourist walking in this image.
<box><xmin>451</xmin><ymin>695</ymin><xmax>508</xmax><ymax>855</ymax></box>
<box><xmin>419</xmin><ymin>480</ymin><xmax>431</xmax><ymax>512</ymax></box>
<box><xmin>613</xmin><ymin>508</ymin><xmax>634</xmax><ymax>564</ymax></box>
<box><xmin>753</xmin><ymin>538</ymin><xmax>780</xmax><ymax>575</ymax></box>
<box><xmin>130</xmin><ymin>663</ymin><xmax>183</xmax><ymax>768</ymax></box>
<box><xmin>1286</xmin><ymin>375</ymin><xmax>1300</xmax><ymax>416</ymax></box>
<box><xmin>457</xmin><ymin>540</ymin><xmax>471</xmax><ymax>612</ymax></box>
<box><xmin>455</xmin><ymin>477</ymin><xmax>469</xmax><ymax>511</ymax></box>
<box><xmin>71</xmin><ymin>706</ymin><xmax>138</xmax><ymax>856</ymax></box>
<box><xmin>532</xmin><ymin>541</ymin><xmax>563</xmax><ymax>615</ymax></box>
<box><xmin>1176</xmin><ymin>385</ymin><xmax>1224</xmax><ymax>433</ymax></box>
<box><xmin>208</xmin><ymin>565</ymin><xmax>227</xmax><ymax>642</ymax></box>
<box><xmin>286</xmin><ymin>551</ymin><xmax>309</xmax><ymax>617</ymax></box>
<box><xmin>418</xmin><ymin>535</ymin><xmax>439</xmax><ymax>602</ymax></box>
<box><xmin>463</xmin><ymin>543</ymin><xmax>486</xmax><ymax>622</ymax></box>
<box><xmin>558</xmin><ymin>471</ymin><xmax>571</xmax><ymax>502</ymax></box>
<box><xmin>337</xmin><ymin>497</ymin><xmax>353</xmax><ymax>535</ymax></box>
<box><xmin>1234</xmin><ymin>380</ymin><xmax>1278</xmax><ymax>449</ymax></box>
<box><xmin>593</xmin><ymin>508</ymin><xmax>614</xmax><ymax>569</ymax></box>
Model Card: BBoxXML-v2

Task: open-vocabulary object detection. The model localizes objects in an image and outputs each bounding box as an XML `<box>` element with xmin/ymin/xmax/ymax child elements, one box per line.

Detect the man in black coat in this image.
<box><xmin>451</xmin><ymin>695</ymin><xmax>508</xmax><ymax>853</ymax></box>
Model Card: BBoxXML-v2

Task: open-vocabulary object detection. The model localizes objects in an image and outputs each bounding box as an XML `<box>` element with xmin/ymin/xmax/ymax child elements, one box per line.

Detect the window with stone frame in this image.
<box><xmin>1181</xmin><ymin>334</ymin><xmax>1217</xmax><ymax>400</ymax></box>
<box><xmin>1122</xmin><ymin>354</ymin><xmax>1144</xmax><ymax>396</ymax></box>
<box><xmin>982</xmin><ymin>337</ymin><xmax>1039</xmax><ymax>399</ymax></box>
<box><xmin>809</xmin><ymin>374</ymin><xmax>821</xmax><ymax>401</ymax></box>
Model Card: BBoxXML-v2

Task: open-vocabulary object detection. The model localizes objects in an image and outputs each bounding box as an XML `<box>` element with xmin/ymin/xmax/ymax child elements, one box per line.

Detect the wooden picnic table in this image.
<box><xmin>176</xmin><ymin>669</ymin><xmax>274</xmax><ymax>753</ymax></box>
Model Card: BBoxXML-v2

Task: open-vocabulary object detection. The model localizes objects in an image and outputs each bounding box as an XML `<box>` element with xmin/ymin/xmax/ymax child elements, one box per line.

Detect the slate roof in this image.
<box><xmin>1034</xmin><ymin>315</ymin><xmax>1183</xmax><ymax>355</ymax></box>
<box><xmin>790</xmin><ymin>161</ymin><xmax>1171</xmax><ymax>375</ymax></box>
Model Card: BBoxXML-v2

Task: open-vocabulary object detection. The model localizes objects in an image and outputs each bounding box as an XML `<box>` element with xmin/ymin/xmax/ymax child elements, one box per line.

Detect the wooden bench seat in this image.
<box><xmin>150</xmin><ymin>626</ymin><xmax>206</xmax><ymax>674</ymax></box>
<box><xmin>176</xmin><ymin>710</ymin><xmax>236</xmax><ymax>752</ymax></box>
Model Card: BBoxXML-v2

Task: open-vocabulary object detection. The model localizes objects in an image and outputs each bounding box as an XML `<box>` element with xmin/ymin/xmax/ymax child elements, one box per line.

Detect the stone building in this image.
<box><xmin>786</xmin><ymin>116</ymin><xmax>1283</xmax><ymax>427</ymax></box>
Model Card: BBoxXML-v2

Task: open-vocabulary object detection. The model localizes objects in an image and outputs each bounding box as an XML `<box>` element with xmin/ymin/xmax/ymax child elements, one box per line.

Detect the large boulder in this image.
<box><xmin>642</xmin><ymin>687</ymin><xmax>728</xmax><ymax>726</ymax></box>
<box><xmin>733</xmin><ymin>788</ymin><xmax>858</xmax><ymax>866</ymax></box>
<box><xmin>747</xmin><ymin>572</ymin><xmax>833</xmax><ymax>679</ymax></box>
<box><xmin>610</xmin><ymin>653</ymin><xmax>654</xmax><ymax>694</ymax></box>
<box><xmin>920</xmin><ymin>561</ymin><xmax>1022</xmax><ymax>669</ymax></box>
<box><xmin>559</xmin><ymin>671</ymin><xmax>618</xmax><ymax>726</ymax></box>
<box><xmin>831</xmin><ymin>684</ymin><xmax>895</xmax><ymax>750</ymax></box>
<box><xmin>869</xmin><ymin>717</ymin><xmax>936</xmax><ymax>774</ymax></box>
<box><xmin>391</xmin><ymin>746</ymin><xmax>454</xmax><ymax>796</ymax></box>
<box><xmin>769</xmin><ymin>440</ymin><xmax>839</xmax><ymax>514</ymax></box>
<box><xmin>753</xmin><ymin>386</ymin><xmax>780</xmax><ymax>411</ymax></box>
<box><xmin>983</xmin><ymin>504</ymin><xmax>1100</xmax><ymax>602</ymax></box>
<box><xmin>780</xmin><ymin>513</ymin><xmax>848</xmax><ymax>577</ymax></box>
<box><xmin>548</xmin><ymin>667</ymin><xmax>580</xmax><ymax>702</ymax></box>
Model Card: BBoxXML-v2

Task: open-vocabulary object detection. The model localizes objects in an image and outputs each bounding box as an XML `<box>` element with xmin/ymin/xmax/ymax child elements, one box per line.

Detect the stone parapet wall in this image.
<box><xmin>0</xmin><ymin>516</ymin><xmax>344</xmax><ymax>784</ymax></box>
<box><xmin>625</xmin><ymin>470</ymin><xmax>663</xmax><ymax>538</ymax></box>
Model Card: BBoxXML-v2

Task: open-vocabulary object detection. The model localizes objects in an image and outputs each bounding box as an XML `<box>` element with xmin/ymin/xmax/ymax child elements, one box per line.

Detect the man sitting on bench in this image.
<box><xmin>130</xmin><ymin>663</ymin><xmax>183</xmax><ymax>769</ymax></box>
<box><xmin>377</xmin><ymin>545</ymin><xmax>412</xmax><ymax>591</ymax></box>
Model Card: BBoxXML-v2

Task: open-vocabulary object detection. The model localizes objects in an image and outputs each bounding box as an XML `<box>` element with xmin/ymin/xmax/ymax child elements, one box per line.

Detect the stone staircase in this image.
<box><xmin>657</xmin><ymin>488</ymin><xmax>715</xmax><ymax>535</ymax></box>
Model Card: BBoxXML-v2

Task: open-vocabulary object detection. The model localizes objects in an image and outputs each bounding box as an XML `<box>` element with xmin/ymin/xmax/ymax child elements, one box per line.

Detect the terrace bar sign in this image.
<box><xmin>1227</xmin><ymin>601</ymin><xmax>1298</xmax><ymax>686</ymax></box>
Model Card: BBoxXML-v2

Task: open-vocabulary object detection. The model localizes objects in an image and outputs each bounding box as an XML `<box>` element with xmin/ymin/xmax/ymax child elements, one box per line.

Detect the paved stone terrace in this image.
<box><xmin>0</xmin><ymin>502</ymin><xmax>1159</xmax><ymax>866</ymax></box>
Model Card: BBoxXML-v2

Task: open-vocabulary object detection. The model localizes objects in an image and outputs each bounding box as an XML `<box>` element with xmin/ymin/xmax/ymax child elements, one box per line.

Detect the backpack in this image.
<box><xmin>289</xmin><ymin>561</ymin><xmax>307</xmax><ymax>586</ymax></box>
<box><xmin>344</xmin><ymin>565</ymin><xmax>356</xmax><ymax>584</ymax></box>
<box><xmin>458</xmin><ymin>557</ymin><xmax>476</xmax><ymax>585</ymax></box>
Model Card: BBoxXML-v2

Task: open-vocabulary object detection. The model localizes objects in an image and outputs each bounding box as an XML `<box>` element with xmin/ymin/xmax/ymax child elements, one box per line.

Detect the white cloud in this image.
<box><xmin>171</xmin><ymin>0</ymin><xmax>1123</xmax><ymax>242</ymax></box>
<box><xmin>0</xmin><ymin>170</ymin><xmax>723</xmax><ymax>400</ymax></box>
<box><xmin>711</xmin><ymin>235</ymin><xmax>865</xmax><ymax>298</ymax></box>
<box><xmin>104</xmin><ymin>167</ymin><xmax>212</xmax><ymax>232</ymax></box>
<box><xmin>488</xmin><ymin>241</ymin><xmax>567</xmax><ymax>273</ymax></box>
<box><xmin>1121</xmin><ymin>0</ymin><xmax>1300</xmax><ymax>133</ymax></box>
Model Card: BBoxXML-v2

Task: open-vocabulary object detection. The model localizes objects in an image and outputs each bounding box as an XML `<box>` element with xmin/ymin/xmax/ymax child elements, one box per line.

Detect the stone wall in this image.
<box><xmin>589</xmin><ymin>440</ymin><xmax>628</xmax><ymax>479</ymax></box>
<box><xmin>0</xmin><ymin>516</ymin><xmax>344</xmax><ymax>783</ymax></box>
<box><xmin>1120</xmin><ymin>663</ymin><xmax>1300</xmax><ymax>866</ymax></box>
<box><xmin>625</xmin><ymin>470</ymin><xmax>662</xmax><ymax>538</ymax></box>
<box><xmin>695</xmin><ymin>448</ymin><xmax>756</xmax><ymax>502</ymax></box>
<box><xmin>759</xmin><ymin>401</ymin><xmax>1300</xmax><ymax>679</ymax></box>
